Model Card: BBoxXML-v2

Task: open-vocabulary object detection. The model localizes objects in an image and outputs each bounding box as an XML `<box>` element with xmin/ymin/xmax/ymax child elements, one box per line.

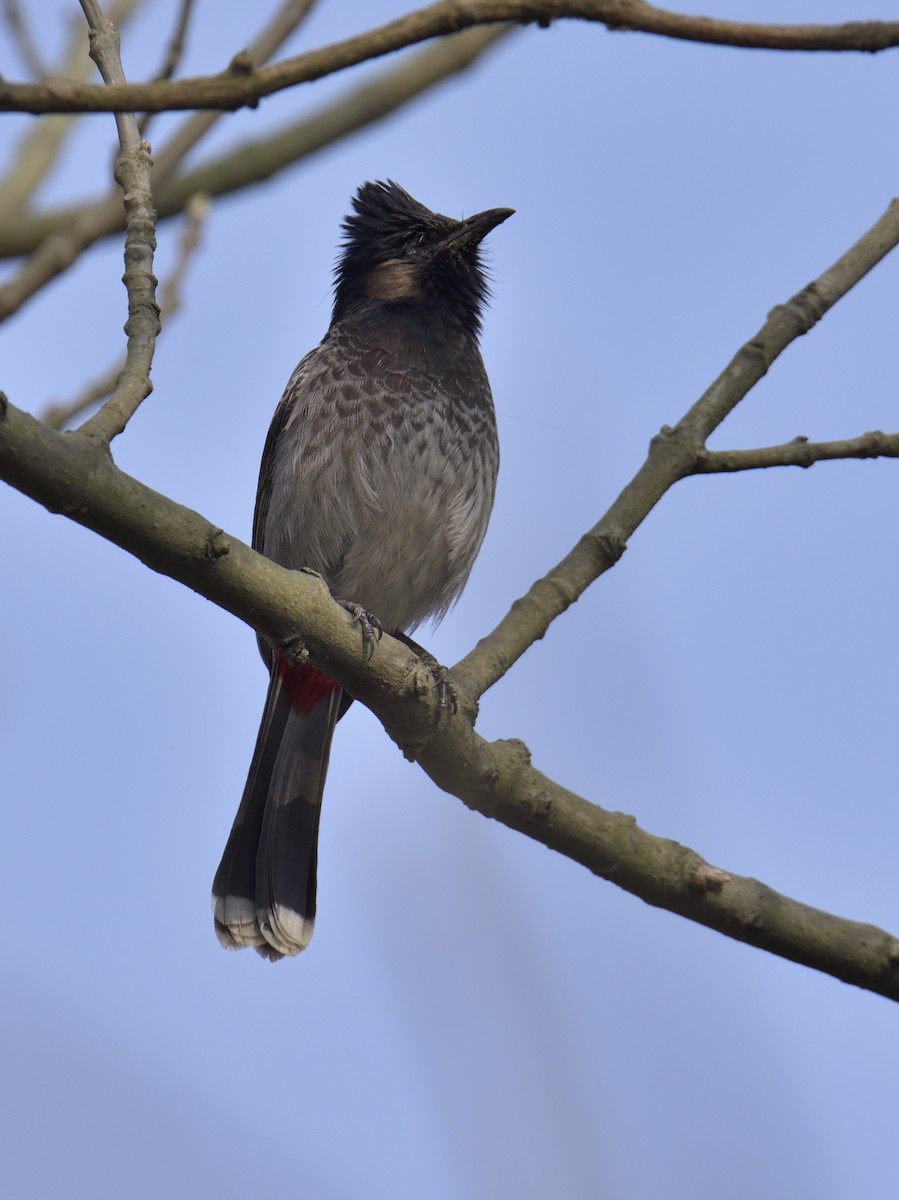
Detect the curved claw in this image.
<box><xmin>425</xmin><ymin>655</ymin><xmax>458</xmax><ymax>714</ymax></box>
<box><xmin>336</xmin><ymin>598</ymin><xmax>383</xmax><ymax>661</ymax></box>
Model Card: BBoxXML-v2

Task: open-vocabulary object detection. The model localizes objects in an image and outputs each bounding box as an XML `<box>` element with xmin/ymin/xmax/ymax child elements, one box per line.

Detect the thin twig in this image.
<box><xmin>41</xmin><ymin>195</ymin><xmax>209</xmax><ymax>431</ymax></box>
<box><xmin>75</xmin><ymin>0</ymin><xmax>159</xmax><ymax>443</ymax></box>
<box><xmin>0</xmin><ymin>2</ymin><xmax>897</xmax><ymax>114</ymax></box>
<box><xmin>137</xmin><ymin>0</ymin><xmax>197</xmax><ymax>137</ymax></box>
<box><xmin>1</xmin><ymin>0</ymin><xmax>48</xmax><ymax>80</ymax></box>
<box><xmin>453</xmin><ymin>199</ymin><xmax>899</xmax><ymax>700</ymax></box>
<box><xmin>154</xmin><ymin>0</ymin><xmax>196</xmax><ymax>80</ymax></box>
<box><xmin>696</xmin><ymin>430</ymin><xmax>899</xmax><ymax>473</ymax></box>
<box><xmin>154</xmin><ymin>193</ymin><xmax>208</xmax><ymax>317</ymax></box>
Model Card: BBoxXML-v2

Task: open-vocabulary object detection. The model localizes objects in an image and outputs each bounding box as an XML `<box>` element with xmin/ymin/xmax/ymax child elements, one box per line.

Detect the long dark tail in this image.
<box><xmin>212</xmin><ymin>666</ymin><xmax>342</xmax><ymax>959</ymax></box>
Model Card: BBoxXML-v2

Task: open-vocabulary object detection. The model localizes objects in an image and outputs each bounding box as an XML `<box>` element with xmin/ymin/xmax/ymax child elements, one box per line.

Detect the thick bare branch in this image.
<box><xmin>1</xmin><ymin>392</ymin><xmax>898</xmax><ymax>1001</ymax></box>
<box><xmin>453</xmin><ymin>199</ymin><xmax>899</xmax><ymax>700</ymax></box>
<box><xmin>0</xmin><ymin>2</ymin><xmax>896</xmax><ymax>114</ymax></box>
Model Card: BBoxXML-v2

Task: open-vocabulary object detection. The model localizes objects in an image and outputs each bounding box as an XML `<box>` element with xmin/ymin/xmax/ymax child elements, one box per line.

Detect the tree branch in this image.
<box><xmin>0</xmin><ymin>2</ymin><xmax>896</xmax><ymax>114</ymax></box>
<box><xmin>696</xmin><ymin>430</ymin><xmax>899</xmax><ymax>474</ymax></box>
<box><xmin>1</xmin><ymin>392</ymin><xmax>897</xmax><ymax>1001</ymax></box>
<box><xmin>453</xmin><ymin>199</ymin><xmax>899</xmax><ymax>700</ymax></box>
<box><xmin>74</xmin><ymin>0</ymin><xmax>159</xmax><ymax>444</ymax></box>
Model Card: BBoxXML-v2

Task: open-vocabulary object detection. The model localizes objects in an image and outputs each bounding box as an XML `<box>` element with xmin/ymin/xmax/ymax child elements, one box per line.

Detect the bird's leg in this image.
<box><xmin>393</xmin><ymin>631</ymin><xmax>457</xmax><ymax>713</ymax></box>
<box><xmin>335</xmin><ymin>598</ymin><xmax>383</xmax><ymax>661</ymax></box>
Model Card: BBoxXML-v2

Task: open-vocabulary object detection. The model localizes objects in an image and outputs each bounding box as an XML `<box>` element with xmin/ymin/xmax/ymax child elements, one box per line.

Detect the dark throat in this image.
<box><xmin>331</xmin><ymin>298</ymin><xmax>481</xmax><ymax>376</ymax></box>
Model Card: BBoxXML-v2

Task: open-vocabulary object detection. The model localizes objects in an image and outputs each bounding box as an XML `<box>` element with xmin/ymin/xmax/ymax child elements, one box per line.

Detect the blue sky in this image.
<box><xmin>2</xmin><ymin>3</ymin><xmax>898</xmax><ymax>1197</ymax></box>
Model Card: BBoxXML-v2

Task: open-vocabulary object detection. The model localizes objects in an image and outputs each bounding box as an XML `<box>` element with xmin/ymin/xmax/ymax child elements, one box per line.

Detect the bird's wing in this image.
<box><xmin>253</xmin><ymin>389</ymin><xmax>294</xmax><ymax>557</ymax></box>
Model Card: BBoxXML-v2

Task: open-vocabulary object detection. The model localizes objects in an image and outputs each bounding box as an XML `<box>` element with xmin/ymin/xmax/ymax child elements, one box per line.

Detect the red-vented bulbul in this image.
<box><xmin>212</xmin><ymin>180</ymin><xmax>512</xmax><ymax>958</ymax></box>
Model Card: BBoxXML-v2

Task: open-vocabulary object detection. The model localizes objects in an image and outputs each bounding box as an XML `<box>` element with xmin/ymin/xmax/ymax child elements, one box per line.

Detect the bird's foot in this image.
<box><xmin>278</xmin><ymin>634</ymin><xmax>310</xmax><ymax>669</ymax></box>
<box><xmin>394</xmin><ymin>631</ymin><xmax>457</xmax><ymax>714</ymax></box>
<box><xmin>335</xmin><ymin>598</ymin><xmax>383</xmax><ymax>661</ymax></box>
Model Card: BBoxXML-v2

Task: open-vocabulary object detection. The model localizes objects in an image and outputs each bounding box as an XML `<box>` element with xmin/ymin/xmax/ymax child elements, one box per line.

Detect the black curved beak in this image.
<box><xmin>439</xmin><ymin>206</ymin><xmax>515</xmax><ymax>253</ymax></box>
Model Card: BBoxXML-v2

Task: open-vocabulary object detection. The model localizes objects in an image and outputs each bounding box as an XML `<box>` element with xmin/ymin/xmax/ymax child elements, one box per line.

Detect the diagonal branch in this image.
<box><xmin>1</xmin><ymin>393</ymin><xmax>898</xmax><ymax>1001</ymax></box>
<box><xmin>0</xmin><ymin>2</ymin><xmax>897</xmax><ymax>114</ymax></box>
<box><xmin>1</xmin><ymin>0</ymin><xmax>48</xmax><ymax>80</ymax></box>
<box><xmin>452</xmin><ymin>199</ymin><xmax>899</xmax><ymax>700</ymax></box>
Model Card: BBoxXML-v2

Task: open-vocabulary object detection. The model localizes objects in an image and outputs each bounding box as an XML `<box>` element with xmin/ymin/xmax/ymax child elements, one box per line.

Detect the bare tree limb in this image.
<box><xmin>0</xmin><ymin>24</ymin><xmax>512</xmax><ymax>259</ymax></box>
<box><xmin>453</xmin><ymin>199</ymin><xmax>899</xmax><ymax>700</ymax></box>
<box><xmin>75</xmin><ymin>0</ymin><xmax>158</xmax><ymax>443</ymax></box>
<box><xmin>1</xmin><ymin>392</ymin><xmax>898</xmax><ymax>1001</ymax></box>
<box><xmin>41</xmin><ymin>194</ymin><xmax>209</xmax><ymax>431</ymax></box>
<box><xmin>695</xmin><ymin>430</ymin><xmax>899</xmax><ymax>474</ymax></box>
<box><xmin>0</xmin><ymin>2</ymin><xmax>896</xmax><ymax>115</ymax></box>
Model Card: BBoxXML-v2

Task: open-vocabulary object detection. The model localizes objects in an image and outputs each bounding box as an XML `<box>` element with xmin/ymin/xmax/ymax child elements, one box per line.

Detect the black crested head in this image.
<box><xmin>331</xmin><ymin>180</ymin><xmax>513</xmax><ymax>338</ymax></box>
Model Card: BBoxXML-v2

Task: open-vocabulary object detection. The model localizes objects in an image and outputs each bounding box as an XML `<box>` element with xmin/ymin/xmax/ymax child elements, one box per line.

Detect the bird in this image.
<box><xmin>212</xmin><ymin>180</ymin><xmax>512</xmax><ymax>959</ymax></box>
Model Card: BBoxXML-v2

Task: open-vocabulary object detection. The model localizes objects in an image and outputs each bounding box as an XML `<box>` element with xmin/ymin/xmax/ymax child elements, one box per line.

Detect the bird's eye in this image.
<box><xmin>402</xmin><ymin>233</ymin><xmax>428</xmax><ymax>258</ymax></box>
